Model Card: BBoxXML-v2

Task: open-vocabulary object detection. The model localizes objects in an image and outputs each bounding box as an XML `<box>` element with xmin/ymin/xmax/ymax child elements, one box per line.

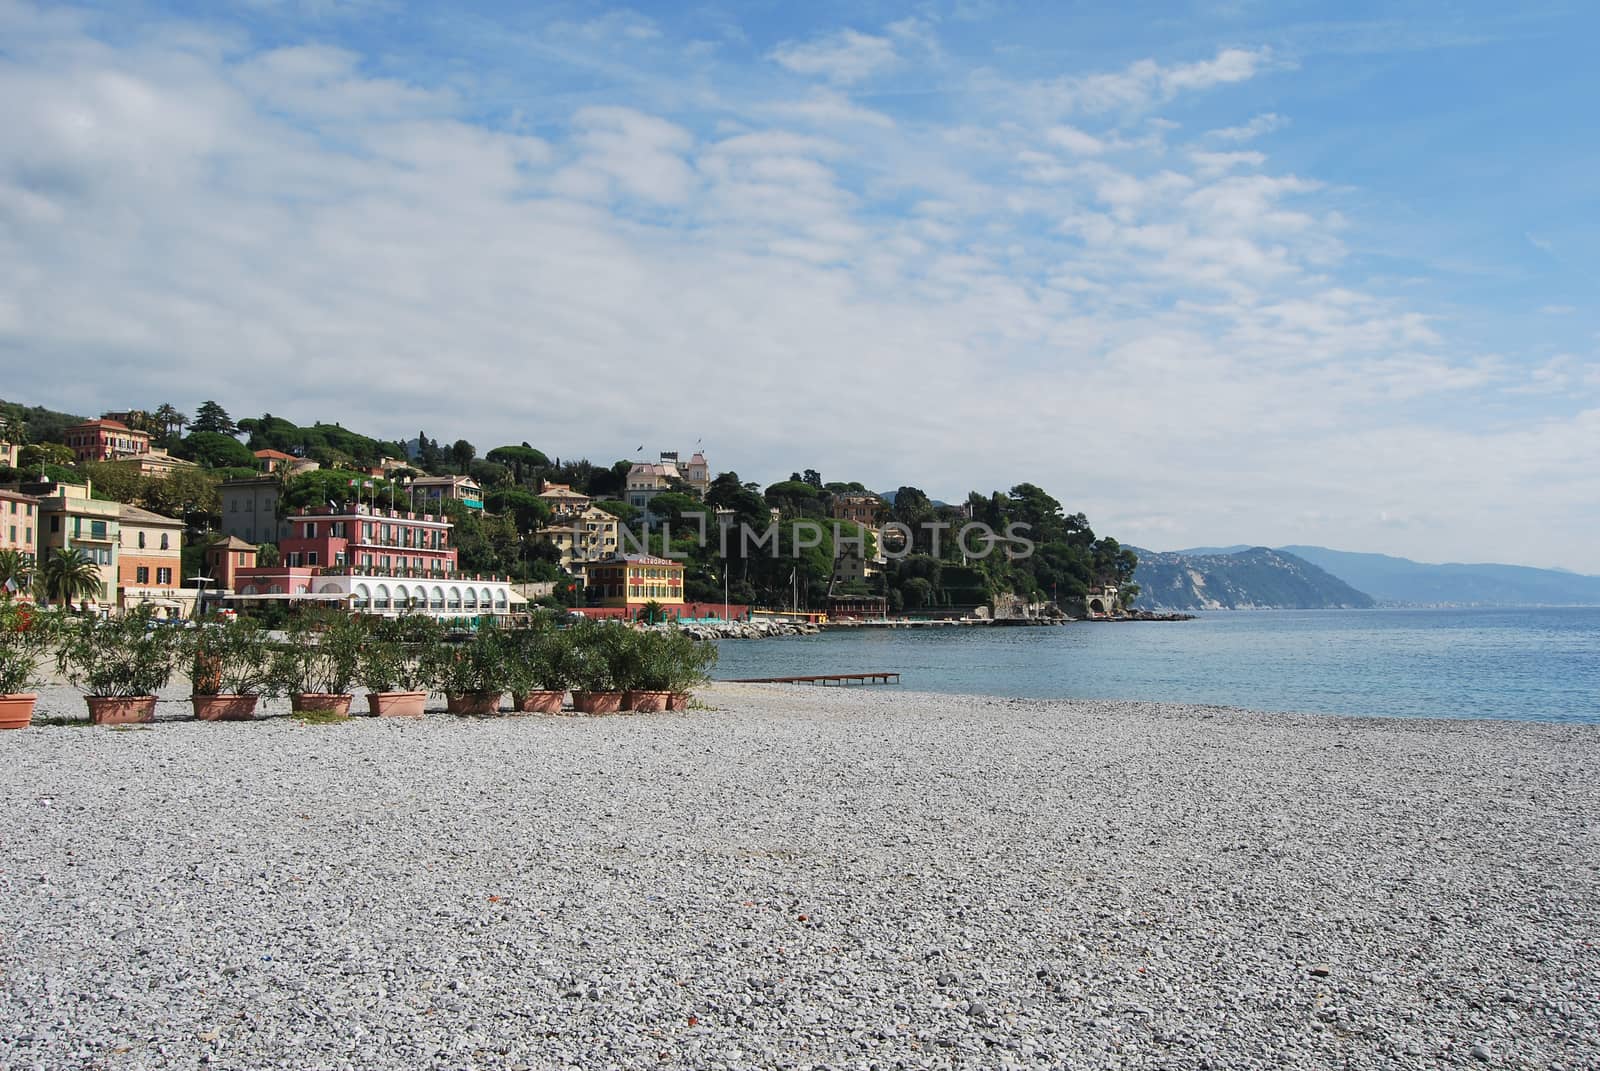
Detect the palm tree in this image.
<box><xmin>39</xmin><ymin>548</ymin><xmax>101</xmax><ymax>608</ymax></box>
<box><xmin>0</xmin><ymin>549</ymin><xmax>31</xmax><ymax>598</ymax></box>
<box><xmin>0</xmin><ymin>414</ymin><xmax>25</xmax><ymax>451</ymax></box>
<box><xmin>153</xmin><ymin>404</ymin><xmax>186</xmax><ymax>447</ymax></box>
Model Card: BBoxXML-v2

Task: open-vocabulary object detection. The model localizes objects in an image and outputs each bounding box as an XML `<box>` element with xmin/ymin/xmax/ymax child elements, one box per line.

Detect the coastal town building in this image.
<box><xmin>537</xmin><ymin>482</ymin><xmax>592</xmax><ymax>517</ymax></box>
<box><xmin>253</xmin><ymin>449</ymin><xmax>296</xmax><ymax>474</ymax></box>
<box><xmin>0</xmin><ymin>438</ymin><xmax>17</xmax><ymax>469</ymax></box>
<box><xmin>63</xmin><ymin>418</ymin><xmax>150</xmax><ymax>464</ymax></box>
<box><xmin>116</xmin><ymin>503</ymin><xmax>190</xmax><ymax>617</ymax></box>
<box><xmin>411</xmin><ymin>474</ymin><xmax>483</xmax><ymax>512</ymax></box>
<box><xmin>36</xmin><ymin>482</ymin><xmax>121</xmax><ymax>607</ymax></box>
<box><xmin>536</xmin><ymin>505</ymin><xmax>619</xmax><ymax>579</ymax></box>
<box><xmin>219</xmin><ymin>477</ymin><xmax>294</xmax><ymax>545</ymax></box>
<box><xmin>830</xmin><ymin>491</ymin><xmax>883</xmax><ymax>527</ymax></box>
<box><xmin>274</xmin><ymin>505</ymin><xmax>456</xmax><ymax>574</ymax></box>
<box><xmin>106</xmin><ymin>447</ymin><xmax>196</xmax><ymax>480</ymax></box>
<box><xmin>583</xmin><ymin>553</ymin><xmax>685</xmax><ymax>610</ymax></box>
<box><xmin>1</xmin><ymin>490</ymin><xmax>38</xmax><ymax>564</ymax></box>
<box><xmin>203</xmin><ymin>535</ymin><xmax>257</xmax><ymax>596</ymax></box>
<box><xmin>229</xmin><ymin>505</ymin><xmax>521</xmax><ymax>619</ymax></box>
<box><xmin>623</xmin><ymin>451</ymin><xmax>711</xmax><ymax>513</ymax></box>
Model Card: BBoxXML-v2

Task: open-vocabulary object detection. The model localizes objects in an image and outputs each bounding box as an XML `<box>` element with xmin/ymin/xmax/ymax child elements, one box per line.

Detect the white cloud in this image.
<box><xmin>1046</xmin><ymin>124</ymin><xmax>1106</xmax><ymax>155</ymax></box>
<box><xmin>1021</xmin><ymin>47</ymin><xmax>1275</xmax><ymax>116</ymax></box>
<box><xmin>770</xmin><ymin>28</ymin><xmax>898</xmax><ymax>84</ymax></box>
<box><xmin>766</xmin><ymin>89</ymin><xmax>894</xmax><ymax>128</ymax></box>
<box><xmin>3</xmin><ymin>5</ymin><xmax>1596</xmax><ymax>570</ymax></box>
<box><xmin>1208</xmin><ymin>112</ymin><xmax>1286</xmax><ymax>141</ymax></box>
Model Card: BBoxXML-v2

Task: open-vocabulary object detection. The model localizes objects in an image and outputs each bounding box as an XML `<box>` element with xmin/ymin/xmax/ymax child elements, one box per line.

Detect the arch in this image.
<box><xmin>1088</xmin><ymin>598</ymin><xmax>1106</xmax><ymax>615</ymax></box>
<box><xmin>374</xmin><ymin>583</ymin><xmax>391</xmax><ymax>610</ymax></box>
<box><xmin>446</xmin><ymin>586</ymin><xmax>463</xmax><ymax>610</ymax></box>
<box><xmin>463</xmin><ymin>589</ymin><xmax>478</xmax><ymax>610</ymax></box>
<box><xmin>353</xmin><ymin>583</ymin><xmax>371</xmax><ymax>610</ymax></box>
<box><xmin>430</xmin><ymin>585</ymin><xmax>445</xmax><ymax>610</ymax></box>
<box><xmin>478</xmin><ymin>586</ymin><xmax>494</xmax><ymax>609</ymax></box>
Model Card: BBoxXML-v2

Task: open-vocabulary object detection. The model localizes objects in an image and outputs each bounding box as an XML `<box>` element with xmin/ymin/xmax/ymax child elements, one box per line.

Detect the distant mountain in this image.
<box><xmin>1129</xmin><ymin>547</ymin><xmax>1375</xmax><ymax>611</ymax></box>
<box><xmin>1279</xmin><ymin>546</ymin><xmax>1600</xmax><ymax>607</ymax></box>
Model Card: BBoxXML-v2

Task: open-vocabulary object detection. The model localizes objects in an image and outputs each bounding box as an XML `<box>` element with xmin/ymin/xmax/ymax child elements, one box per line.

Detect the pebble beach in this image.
<box><xmin>2</xmin><ymin>682</ymin><xmax>1597</xmax><ymax>1070</ymax></box>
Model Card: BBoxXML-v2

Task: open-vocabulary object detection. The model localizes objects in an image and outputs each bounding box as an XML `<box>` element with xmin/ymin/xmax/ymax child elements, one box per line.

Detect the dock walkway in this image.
<box><xmin>725</xmin><ymin>672</ymin><xmax>901</xmax><ymax>687</ymax></box>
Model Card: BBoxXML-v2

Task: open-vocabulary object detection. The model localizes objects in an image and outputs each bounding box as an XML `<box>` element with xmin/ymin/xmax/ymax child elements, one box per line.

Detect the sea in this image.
<box><xmin>711</xmin><ymin>607</ymin><xmax>1600</xmax><ymax>723</ymax></box>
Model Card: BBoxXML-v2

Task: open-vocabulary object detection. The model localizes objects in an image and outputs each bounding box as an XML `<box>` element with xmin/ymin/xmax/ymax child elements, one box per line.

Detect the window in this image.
<box><xmin>231</xmin><ymin>500</ymin><xmax>238</xmax><ymax>512</ymax></box>
<box><xmin>307</xmin><ymin>552</ymin><xmax>318</xmax><ymax>566</ymax></box>
<box><xmin>7</xmin><ymin>501</ymin><xmax>13</xmax><ymax>514</ymax></box>
<box><xmin>90</xmin><ymin>520</ymin><xmax>106</xmax><ymax>540</ymax></box>
<box><xmin>7</xmin><ymin>526</ymin><xmax>13</xmax><ymax>543</ymax></box>
<box><xmin>156</xmin><ymin>568</ymin><xmax>172</xmax><ymax>585</ymax></box>
<box><xmin>50</xmin><ymin>516</ymin><xmax>59</xmax><ymax>533</ymax></box>
<box><xmin>136</xmin><ymin>566</ymin><xmax>149</xmax><ymax>584</ymax></box>
<box><xmin>245</xmin><ymin>500</ymin><xmax>253</xmax><ymax>512</ymax></box>
<box><xmin>138</xmin><ymin>531</ymin><xmax>146</xmax><ymax>549</ymax></box>
<box><xmin>160</xmin><ymin>534</ymin><xmax>169</xmax><ymax>550</ymax></box>
<box><xmin>306</xmin><ymin>522</ymin><xmax>317</xmax><ymax>538</ymax></box>
<box><xmin>335</xmin><ymin>552</ymin><xmax>346</xmax><ymax>566</ymax></box>
<box><xmin>24</xmin><ymin>528</ymin><xmax>30</xmax><ymax>544</ymax></box>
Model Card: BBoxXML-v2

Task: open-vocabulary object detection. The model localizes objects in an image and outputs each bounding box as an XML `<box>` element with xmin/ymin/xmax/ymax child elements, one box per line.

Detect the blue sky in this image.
<box><xmin>2</xmin><ymin>0</ymin><xmax>1597</xmax><ymax>569</ymax></box>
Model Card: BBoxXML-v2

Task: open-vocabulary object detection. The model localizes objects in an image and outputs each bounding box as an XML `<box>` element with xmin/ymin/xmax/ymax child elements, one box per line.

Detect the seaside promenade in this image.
<box><xmin>2</xmin><ymin>683</ymin><xmax>1597</xmax><ymax>1069</ymax></box>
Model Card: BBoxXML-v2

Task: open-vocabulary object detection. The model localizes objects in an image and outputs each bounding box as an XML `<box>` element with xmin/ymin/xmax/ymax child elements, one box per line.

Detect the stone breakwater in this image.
<box><xmin>2</xmin><ymin>684</ymin><xmax>1597</xmax><ymax>1070</ymax></box>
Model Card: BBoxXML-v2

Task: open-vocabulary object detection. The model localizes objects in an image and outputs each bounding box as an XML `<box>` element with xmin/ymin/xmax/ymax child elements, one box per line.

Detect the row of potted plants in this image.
<box><xmin>0</xmin><ymin>605</ymin><xmax>717</xmax><ymax>727</ymax></box>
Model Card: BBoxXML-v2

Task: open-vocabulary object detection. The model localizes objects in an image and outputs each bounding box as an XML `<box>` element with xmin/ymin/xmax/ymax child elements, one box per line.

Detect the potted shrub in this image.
<box><xmin>569</xmin><ymin>620</ymin><xmax>627</xmax><ymax>714</ymax></box>
<box><xmin>55</xmin><ymin>608</ymin><xmax>180</xmax><ymax>724</ymax></box>
<box><xmin>358</xmin><ymin>615</ymin><xmax>441</xmax><ymax>718</ymax></box>
<box><xmin>429</xmin><ymin>624</ymin><xmax>509</xmax><ymax>716</ymax></box>
<box><xmin>624</xmin><ymin>629</ymin><xmax>675</xmax><ymax>712</ymax></box>
<box><xmin>270</xmin><ymin>611</ymin><xmax>366</xmax><ymax>719</ymax></box>
<box><xmin>506</xmin><ymin>616</ymin><xmax>570</xmax><ymax>714</ymax></box>
<box><xmin>184</xmin><ymin>616</ymin><xmax>274</xmax><ymax>721</ymax></box>
<box><xmin>666</xmin><ymin>629</ymin><xmax>718</xmax><ymax>711</ymax></box>
<box><xmin>0</xmin><ymin>601</ymin><xmax>59</xmax><ymax>730</ymax></box>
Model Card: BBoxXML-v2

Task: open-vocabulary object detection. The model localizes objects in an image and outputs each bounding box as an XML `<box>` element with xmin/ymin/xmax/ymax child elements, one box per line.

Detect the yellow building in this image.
<box><xmin>36</xmin><ymin>482</ymin><xmax>121</xmax><ymax>608</ymax></box>
<box><xmin>536</xmin><ymin>506</ymin><xmax>620</xmax><ymax>580</ymax></box>
<box><xmin>584</xmin><ymin>553</ymin><xmax>685</xmax><ymax>609</ymax></box>
<box><xmin>107</xmin><ymin>447</ymin><xmax>198</xmax><ymax>480</ymax></box>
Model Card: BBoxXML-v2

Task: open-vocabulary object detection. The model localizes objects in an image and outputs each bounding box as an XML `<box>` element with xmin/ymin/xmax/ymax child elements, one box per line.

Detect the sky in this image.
<box><xmin>2</xmin><ymin>0</ymin><xmax>1597</xmax><ymax>571</ymax></box>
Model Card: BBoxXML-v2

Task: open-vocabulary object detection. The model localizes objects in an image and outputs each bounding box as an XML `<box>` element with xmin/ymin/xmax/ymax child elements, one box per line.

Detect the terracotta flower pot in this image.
<box><xmin>0</xmin><ymin>693</ymin><xmax>38</xmax><ymax>730</ymax></box>
<box><xmin>191</xmin><ymin>694</ymin><xmax>260</xmax><ymax>722</ymax></box>
<box><xmin>368</xmin><ymin>691</ymin><xmax>427</xmax><ymax>718</ymax></box>
<box><xmin>571</xmin><ymin>690</ymin><xmax>624</xmax><ymax>715</ymax></box>
<box><xmin>625</xmin><ymin>690</ymin><xmax>672</xmax><ymax>713</ymax></box>
<box><xmin>667</xmin><ymin>692</ymin><xmax>691</xmax><ymax>712</ymax></box>
<box><xmin>445</xmin><ymin>692</ymin><xmax>503</xmax><ymax>716</ymax></box>
<box><xmin>87</xmin><ymin>696</ymin><xmax>157</xmax><ymax>725</ymax></box>
<box><xmin>292</xmin><ymin>693</ymin><xmax>352</xmax><ymax>717</ymax></box>
<box><xmin>512</xmin><ymin>690</ymin><xmax>566</xmax><ymax>714</ymax></box>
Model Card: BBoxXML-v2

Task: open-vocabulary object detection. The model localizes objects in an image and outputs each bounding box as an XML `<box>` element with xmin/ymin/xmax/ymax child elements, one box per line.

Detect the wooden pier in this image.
<box><xmin>725</xmin><ymin>672</ymin><xmax>901</xmax><ymax>687</ymax></box>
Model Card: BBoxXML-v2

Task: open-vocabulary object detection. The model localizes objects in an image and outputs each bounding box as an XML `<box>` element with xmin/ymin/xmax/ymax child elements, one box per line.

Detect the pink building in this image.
<box><xmin>1</xmin><ymin>489</ymin><xmax>39</xmax><ymax>562</ymax></box>
<box><xmin>274</xmin><ymin>506</ymin><xmax>457</xmax><ymax>575</ymax></box>
<box><xmin>63</xmin><ymin>419</ymin><xmax>150</xmax><ymax>464</ymax></box>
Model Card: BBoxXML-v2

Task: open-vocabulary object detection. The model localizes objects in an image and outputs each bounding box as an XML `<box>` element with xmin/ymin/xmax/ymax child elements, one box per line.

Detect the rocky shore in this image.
<box><xmin>2</xmin><ymin>684</ymin><xmax>1597</xmax><ymax>1069</ymax></box>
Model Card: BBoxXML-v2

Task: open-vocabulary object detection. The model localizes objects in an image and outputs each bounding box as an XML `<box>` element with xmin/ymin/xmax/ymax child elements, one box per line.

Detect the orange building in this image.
<box><xmin>584</xmin><ymin>553</ymin><xmax>685</xmax><ymax>609</ymax></box>
<box><xmin>253</xmin><ymin>449</ymin><xmax>297</xmax><ymax>474</ymax></box>
<box><xmin>117</xmin><ymin>503</ymin><xmax>190</xmax><ymax>617</ymax></box>
<box><xmin>64</xmin><ymin>419</ymin><xmax>150</xmax><ymax>464</ymax></box>
<box><xmin>204</xmin><ymin>535</ymin><xmax>258</xmax><ymax>594</ymax></box>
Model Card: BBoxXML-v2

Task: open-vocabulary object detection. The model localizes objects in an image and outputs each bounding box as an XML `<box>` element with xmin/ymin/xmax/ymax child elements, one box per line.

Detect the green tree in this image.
<box><xmin>39</xmin><ymin>548</ymin><xmax>101</xmax><ymax>607</ymax></box>
<box><xmin>190</xmin><ymin>401</ymin><xmax>236</xmax><ymax>437</ymax></box>
<box><xmin>485</xmin><ymin>488</ymin><xmax>552</xmax><ymax>534</ymax></box>
<box><xmin>485</xmin><ymin>445</ymin><xmax>549</xmax><ymax>483</ymax></box>
<box><xmin>450</xmin><ymin>439</ymin><xmax>476</xmax><ymax>474</ymax></box>
<box><xmin>19</xmin><ymin>442</ymin><xmax>74</xmax><ymax>470</ymax></box>
<box><xmin>80</xmin><ymin>462</ymin><xmax>144</xmax><ymax>504</ymax></box>
<box><xmin>153</xmin><ymin>403</ymin><xmax>186</xmax><ymax>446</ymax></box>
<box><xmin>176</xmin><ymin>431</ymin><xmax>256</xmax><ymax>469</ymax></box>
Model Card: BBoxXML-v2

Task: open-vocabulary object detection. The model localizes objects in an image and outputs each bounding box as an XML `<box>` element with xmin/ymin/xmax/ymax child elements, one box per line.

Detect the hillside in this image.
<box><xmin>1130</xmin><ymin>547</ymin><xmax>1375</xmax><ymax>611</ymax></box>
<box><xmin>1280</xmin><ymin>546</ymin><xmax>1600</xmax><ymax>607</ymax></box>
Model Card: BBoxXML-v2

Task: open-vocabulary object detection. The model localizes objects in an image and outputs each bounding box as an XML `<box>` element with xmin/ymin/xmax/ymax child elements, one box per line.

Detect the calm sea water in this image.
<box><xmin>711</xmin><ymin>608</ymin><xmax>1600</xmax><ymax>723</ymax></box>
